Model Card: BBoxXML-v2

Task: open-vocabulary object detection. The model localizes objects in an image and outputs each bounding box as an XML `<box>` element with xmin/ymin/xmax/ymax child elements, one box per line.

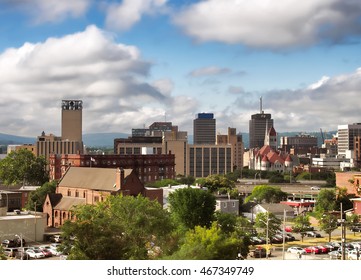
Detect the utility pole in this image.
<box><xmin>282</xmin><ymin>209</ymin><xmax>286</xmax><ymax>260</ymax></box>
<box><xmin>341</xmin><ymin>203</ymin><xmax>346</xmax><ymax>260</ymax></box>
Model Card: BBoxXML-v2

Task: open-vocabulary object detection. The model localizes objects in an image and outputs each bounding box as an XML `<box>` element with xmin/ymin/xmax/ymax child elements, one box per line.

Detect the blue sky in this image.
<box><xmin>1</xmin><ymin>0</ymin><xmax>361</xmax><ymax>137</ymax></box>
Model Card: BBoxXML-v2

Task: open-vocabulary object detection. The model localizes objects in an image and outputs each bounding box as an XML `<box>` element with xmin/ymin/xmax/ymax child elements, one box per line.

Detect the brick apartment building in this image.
<box><xmin>49</xmin><ymin>153</ymin><xmax>175</xmax><ymax>184</ymax></box>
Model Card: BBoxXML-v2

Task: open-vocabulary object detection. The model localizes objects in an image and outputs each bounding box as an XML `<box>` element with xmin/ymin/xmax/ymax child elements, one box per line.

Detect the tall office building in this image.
<box><xmin>193</xmin><ymin>113</ymin><xmax>216</xmax><ymax>145</ymax></box>
<box><xmin>249</xmin><ymin>98</ymin><xmax>273</xmax><ymax>149</ymax></box>
<box><xmin>37</xmin><ymin>100</ymin><xmax>84</xmax><ymax>161</ymax></box>
<box><xmin>338</xmin><ymin>123</ymin><xmax>361</xmax><ymax>157</ymax></box>
<box><xmin>61</xmin><ymin>100</ymin><xmax>83</xmax><ymax>142</ymax></box>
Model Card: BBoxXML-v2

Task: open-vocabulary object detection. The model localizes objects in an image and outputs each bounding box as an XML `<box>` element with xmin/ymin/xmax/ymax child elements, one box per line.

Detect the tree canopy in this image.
<box><xmin>169</xmin><ymin>223</ymin><xmax>240</xmax><ymax>260</ymax></box>
<box><xmin>0</xmin><ymin>149</ymin><xmax>48</xmax><ymax>186</ymax></box>
<box><xmin>318</xmin><ymin>213</ymin><xmax>338</xmax><ymax>242</ymax></box>
<box><xmin>61</xmin><ymin>195</ymin><xmax>174</xmax><ymax>260</ymax></box>
<box><xmin>254</xmin><ymin>212</ymin><xmax>281</xmax><ymax>240</ymax></box>
<box><xmin>168</xmin><ymin>187</ymin><xmax>216</xmax><ymax>230</ymax></box>
<box><xmin>245</xmin><ymin>185</ymin><xmax>287</xmax><ymax>203</ymax></box>
<box><xmin>292</xmin><ymin>214</ymin><xmax>312</xmax><ymax>242</ymax></box>
<box><xmin>199</xmin><ymin>174</ymin><xmax>235</xmax><ymax>194</ymax></box>
<box><xmin>26</xmin><ymin>181</ymin><xmax>57</xmax><ymax>211</ymax></box>
<box><xmin>315</xmin><ymin>189</ymin><xmax>336</xmax><ymax>213</ymax></box>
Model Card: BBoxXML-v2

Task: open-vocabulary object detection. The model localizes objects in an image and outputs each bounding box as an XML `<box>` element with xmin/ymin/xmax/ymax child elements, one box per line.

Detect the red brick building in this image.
<box><xmin>49</xmin><ymin>153</ymin><xmax>175</xmax><ymax>184</ymax></box>
<box><xmin>43</xmin><ymin>167</ymin><xmax>163</xmax><ymax>228</ymax></box>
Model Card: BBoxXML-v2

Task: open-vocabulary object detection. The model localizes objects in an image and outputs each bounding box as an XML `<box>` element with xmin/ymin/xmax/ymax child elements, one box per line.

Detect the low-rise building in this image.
<box><xmin>43</xmin><ymin>167</ymin><xmax>163</xmax><ymax>228</ymax></box>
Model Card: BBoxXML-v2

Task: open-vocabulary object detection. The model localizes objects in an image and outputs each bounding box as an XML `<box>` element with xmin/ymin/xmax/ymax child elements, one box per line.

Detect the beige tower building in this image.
<box><xmin>61</xmin><ymin>100</ymin><xmax>83</xmax><ymax>142</ymax></box>
<box><xmin>36</xmin><ymin>100</ymin><xmax>84</xmax><ymax>161</ymax></box>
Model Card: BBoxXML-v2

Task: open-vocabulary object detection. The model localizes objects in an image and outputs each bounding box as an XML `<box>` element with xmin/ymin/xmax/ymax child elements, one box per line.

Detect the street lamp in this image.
<box><xmin>259</xmin><ymin>211</ymin><xmax>271</xmax><ymax>259</ymax></box>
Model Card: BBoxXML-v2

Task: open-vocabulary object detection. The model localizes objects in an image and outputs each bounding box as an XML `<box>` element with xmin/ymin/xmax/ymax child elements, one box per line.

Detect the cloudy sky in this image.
<box><xmin>1</xmin><ymin>0</ymin><xmax>361</xmax><ymax>137</ymax></box>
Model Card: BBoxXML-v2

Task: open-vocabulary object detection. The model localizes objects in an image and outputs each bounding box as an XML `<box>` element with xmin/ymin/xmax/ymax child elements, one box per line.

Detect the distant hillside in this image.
<box><xmin>0</xmin><ymin>131</ymin><xmax>337</xmax><ymax>149</ymax></box>
<box><xmin>83</xmin><ymin>133</ymin><xmax>129</xmax><ymax>147</ymax></box>
<box><xmin>0</xmin><ymin>133</ymin><xmax>35</xmax><ymax>145</ymax></box>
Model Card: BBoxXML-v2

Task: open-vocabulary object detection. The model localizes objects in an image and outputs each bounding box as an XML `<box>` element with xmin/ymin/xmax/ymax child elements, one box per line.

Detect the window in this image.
<box><xmin>94</xmin><ymin>196</ymin><xmax>99</xmax><ymax>203</ymax></box>
<box><xmin>222</xmin><ymin>202</ymin><xmax>227</xmax><ymax>208</ymax></box>
<box><xmin>75</xmin><ymin>190</ymin><xmax>79</xmax><ymax>197</ymax></box>
<box><xmin>67</xmin><ymin>190</ymin><xmax>71</xmax><ymax>196</ymax></box>
<box><xmin>232</xmin><ymin>202</ymin><xmax>236</xmax><ymax>207</ymax></box>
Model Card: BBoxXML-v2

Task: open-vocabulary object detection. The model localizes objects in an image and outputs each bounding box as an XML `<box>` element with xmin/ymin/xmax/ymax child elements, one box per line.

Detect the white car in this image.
<box><xmin>287</xmin><ymin>247</ymin><xmax>306</xmax><ymax>255</ymax></box>
<box><xmin>348</xmin><ymin>250</ymin><xmax>361</xmax><ymax>260</ymax></box>
<box><xmin>39</xmin><ymin>245</ymin><xmax>61</xmax><ymax>256</ymax></box>
<box><xmin>26</xmin><ymin>249</ymin><xmax>45</xmax><ymax>259</ymax></box>
<box><xmin>310</xmin><ymin>186</ymin><xmax>321</xmax><ymax>190</ymax></box>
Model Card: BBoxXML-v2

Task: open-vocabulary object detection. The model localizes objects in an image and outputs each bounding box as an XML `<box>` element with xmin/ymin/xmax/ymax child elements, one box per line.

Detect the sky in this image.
<box><xmin>1</xmin><ymin>0</ymin><xmax>361</xmax><ymax>137</ymax></box>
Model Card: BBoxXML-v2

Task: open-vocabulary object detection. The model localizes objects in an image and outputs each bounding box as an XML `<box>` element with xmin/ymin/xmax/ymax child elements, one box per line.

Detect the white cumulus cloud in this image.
<box><xmin>105</xmin><ymin>0</ymin><xmax>168</xmax><ymax>31</ymax></box>
<box><xmin>173</xmin><ymin>0</ymin><xmax>361</xmax><ymax>49</ymax></box>
<box><xmin>0</xmin><ymin>25</ymin><xmax>176</xmax><ymax>136</ymax></box>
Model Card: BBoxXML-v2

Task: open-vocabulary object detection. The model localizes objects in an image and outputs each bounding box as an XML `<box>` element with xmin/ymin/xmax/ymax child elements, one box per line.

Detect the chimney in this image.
<box><xmin>116</xmin><ymin>168</ymin><xmax>125</xmax><ymax>190</ymax></box>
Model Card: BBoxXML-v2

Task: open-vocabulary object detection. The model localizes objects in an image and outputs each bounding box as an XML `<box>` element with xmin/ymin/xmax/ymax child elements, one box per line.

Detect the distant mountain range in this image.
<box><xmin>0</xmin><ymin>131</ymin><xmax>336</xmax><ymax>149</ymax></box>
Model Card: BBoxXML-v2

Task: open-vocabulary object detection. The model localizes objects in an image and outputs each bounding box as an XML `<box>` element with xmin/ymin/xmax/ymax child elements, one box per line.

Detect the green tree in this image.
<box><xmin>26</xmin><ymin>181</ymin><xmax>57</xmax><ymax>211</ymax></box>
<box><xmin>201</xmin><ymin>174</ymin><xmax>235</xmax><ymax>194</ymax></box>
<box><xmin>245</xmin><ymin>185</ymin><xmax>287</xmax><ymax>203</ymax></box>
<box><xmin>61</xmin><ymin>195</ymin><xmax>174</xmax><ymax>260</ymax></box>
<box><xmin>254</xmin><ymin>212</ymin><xmax>281</xmax><ymax>242</ymax></box>
<box><xmin>346</xmin><ymin>213</ymin><xmax>360</xmax><ymax>236</ymax></box>
<box><xmin>292</xmin><ymin>214</ymin><xmax>312</xmax><ymax>242</ymax></box>
<box><xmin>315</xmin><ymin>189</ymin><xmax>336</xmax><ymax>213</ymax></box>
<box><xmin>176</xmin><ymin>175</ymin><xmax>195</xmax><ymax>186</ymax></box>
<box><xmin>0</xmin><ymin>149</ymin><xmax>48</xmax><ymax>186</ymax></box>
<box><xmin>318</xmin><ymin>213</ymin><xmax>338</xmax><ymax>242</ymax></box>
<box><xmin>215</xmin><ymin>212</ymin><xmax>237</xmax><ymax>235</ymax></box>
<box><xmin>168</xmin><ymin>187</ymin><xmax>216</xmax><ymax>230</ymax></box>
<box><xmin>145</xmin><ymin>179</ymin><xmax>178</xmax><ymax>188</ymax></box>
<box><xmin>169</xmin><ymin>223</ymin><xmax>240</xmax><ymax>260</ymax></box>
<box><xmin>335</xmin><ymin>187</ymin><xmax>354</xmax><ymax>212</ymax></box>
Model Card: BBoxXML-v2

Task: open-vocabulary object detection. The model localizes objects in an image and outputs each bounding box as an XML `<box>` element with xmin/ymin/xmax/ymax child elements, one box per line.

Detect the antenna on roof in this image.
<box><xmin>260</xmin><ymin>96</ymin><xmax>263</xmax><ymax>114</ymax></box>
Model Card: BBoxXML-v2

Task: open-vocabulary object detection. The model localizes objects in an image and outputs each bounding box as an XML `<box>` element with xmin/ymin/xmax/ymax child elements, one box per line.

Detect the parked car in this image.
<box><xmin>287</xmin><ymin>247</ymin><xmax>306</xmax><ymax>255</ymax></box>
<box><xmin>306</xmin><ymin>231</ymin><xmax>322</xmax><ymax>238</ymax></box>
<box><xmin>249</xmin><ymin>247</ymin><xmax>271</xmax><ymax>258</ymax></box>
<box><xmin>316</xmin><ymin>245</ymin><xmax>329</xmax><ymax>254</ymax></box>
<box><xmin>328</xmin><ymin>250</ymin><xmax>342</xmax><ymax>259</ymax></box>
<box><xmin>304</xmin><ymin>246</ymin><xmax>320</xmax><ymax>254</ymax></box>
<box><xmin>26</xmin><ymin>249</ymin><xmax>45</xmax><ymax>259</ymax></box>
<box><xmin>49</xmin><ymin>234</ymin><xmax>63</xmax><ymax>243</ymax></box>
<box><xmin>4</xmin><ymin>248</ymin><xmax>19</xmax><ymax>258</ymax></box>
<box><xmin>39</xmin><ymin>245</ymin><xmax>61</xmax><ymax>256</ymax></box>
<box><xmin>347</xmin><ymin>249</ymin><xmax>361</xmax><ymax>260</ymax></box>
<box><xmin>40</xmin><ymin>248</ymin><xmax>53</xmax><ymax>258</ymax></box>
<box><xmin>310</xmin><ymin>186</ymin><xmax>321</xmax><ymax>190</ymax></box>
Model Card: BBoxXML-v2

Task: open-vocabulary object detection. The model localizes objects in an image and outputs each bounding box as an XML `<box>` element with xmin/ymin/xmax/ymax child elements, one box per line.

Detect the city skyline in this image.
<box><xmin>0</xmin><ymin>1</ymin><xmax>361</xmax><ymax>137</ymax></box>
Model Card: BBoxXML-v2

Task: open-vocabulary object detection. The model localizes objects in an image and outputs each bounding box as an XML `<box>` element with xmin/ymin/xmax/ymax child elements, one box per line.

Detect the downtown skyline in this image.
<box><xmin>0</xmin><ymin>0</ymin><xmax>361</xmax><ymax>137</ymax></box>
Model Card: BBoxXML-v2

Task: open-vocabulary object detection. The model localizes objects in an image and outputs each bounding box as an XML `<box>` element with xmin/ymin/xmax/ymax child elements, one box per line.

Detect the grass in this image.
<box><xmin>273</xmin><ymin>232</ymin><xmax>361</xmax><ymax>248</ymax></box>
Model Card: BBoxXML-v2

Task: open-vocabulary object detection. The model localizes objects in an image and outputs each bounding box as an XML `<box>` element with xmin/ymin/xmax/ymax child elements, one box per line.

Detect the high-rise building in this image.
<box><xmin>338</xmin><ymin>123</ymin><xmax>361</xmax><ymax>157</ymax></box>
<box><xmin>217</xmin><ymin>127</ymin><xmax>244</xmax><ymax>169</ymax></box>
<box><xmin>36</xmin><ymin>100</ymin><xmax>84</xmax><ymax>161</ymax></box>
<box><xmin>193</xmin><ymin>113</ymin><xmax>216</xmax><ymax>145</ymax></box>
<box><xmin>61</xmin><ymin>100</ymin><xmax>83</xmax><ymax>142</ymax></box>
<box><xmin>249</xmin><ymin>98</ymin><xmax>273</xmax><ymax>149</ymax></box>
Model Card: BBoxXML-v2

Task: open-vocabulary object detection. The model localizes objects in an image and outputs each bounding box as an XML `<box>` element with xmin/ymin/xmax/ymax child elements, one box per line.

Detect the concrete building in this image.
<box><xmin>249</xmin><ymin>98</ymin><xmax>273</xmax><ymax>149</ymax></box>
<box><xmin>193</xmin><ymin>113</ymin><xmax>216</xmax><ymax>145</ymax></box>
<box><xmin>215</xmin><ymin>197</ymin><xmax>239</xmax><ymax>215</ymax></box>
<box><xmin>36</xmin><ymin>100</ymin><xmax>84</xmax><ymax>162</ymax></box>
<box><xmin>217</xmin><ymin>127</ymin><xmax>244</xmax><ymax>170</ymax></box>
<box><xmin>337</xmin><ymin>123</ymin><xmax>361</xmax><ymax>158</ymax></box>
<box><xmin>280</xmin><ymin>134</ymin><xmax>318</xmax><ymax>153</ymax></box>
<box><xmin>114</xmin><ymin>122</ymin><xmax>188</xmax><ymax>176</ymax></box>
<box><xmin>188</xmin><ymin>144</ymin><xmax>233</xmax><ymax>178</ymax></box>
<box><xmin>0</xmin><ymin>212</ymin><xmax>47</xmax><ymax>243</ymax></box>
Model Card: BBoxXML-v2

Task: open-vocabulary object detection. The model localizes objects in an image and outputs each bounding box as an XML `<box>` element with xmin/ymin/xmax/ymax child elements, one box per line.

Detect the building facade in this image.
<box><xmin>49</xmin><ymin>153</ymin><xmax>175</xmax><ymax>183</ymax></box>
<box><xmin>187</xmin><ymin>144</ymin><xmax>233</xmax><ymax>178</ymax></box>
<box><xmin>193</xmin><ymin>113</ymin><xmax>216</xmax><ymax>145</ymax></box>
<box><xmin>280</xmin><ymin>134</ymin><xmax>318</xmax><ymax>153</ymax></box>
<box><xmin>249</xmin><ymin>113</ymin><xmax>273</xmax><ymax>149</ymax></box>
<box><xmin>36</xmin><ymin>100</ymin><xmax>84</xmax><ymax>162</ymax></box>
<box><xmin>43</xmin><ymin>167</ymin><xmax>163</xmax><ymax>227</ymax></box>
<box><xmin>338</xmin><ymin>123</ymin><xmax>361</xmax><ymax>158</ymax></box>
